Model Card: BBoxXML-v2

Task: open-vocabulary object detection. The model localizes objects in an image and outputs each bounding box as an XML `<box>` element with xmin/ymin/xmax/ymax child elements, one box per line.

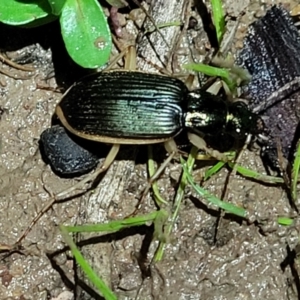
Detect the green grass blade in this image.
<box><xmin>291</xmin><ymin>141</ymin><xmax>300</xmax><ymax>202</ymax></box>
<box><xmin>64</xmin><ymin>211</ymin><xmax>159</xmax><ymax>233</ymax></box>
<box><xmin>183</xmin><ymin>63</ymin><xmax>236</xmax><ymax>91</ymax></box>
<box><xmin>204</xmin><ymin>161</ymin><xmax>226</xmax><ymax>181</ymax></box>
<box><xmin>154</xmin><ymin>147</ymin><xmax>198</xmax><ymax>262</ymax></box>
<box><xmin>60</xmin><ymin>226</ymin><xmax>117</xmax><ymax>300</ymax></box>
<box><xmin>211</xmin><ymin>0</ymin><xmax>225</xmax><ymax>44</ymax></box>
<box><xmin>153</xmin><ymin>210</ymin><xmax>169</xmax><ymax>242</ymax></box>
<box><xmin>277</xmin><ymin>217</ymin><xmax>294</xmax><ymax>226</ymax></box>
<box><xmin>184</xmin><ymin>63</ymin><xmax>229</xmax><ymax>77</ymax></box>
<box><xmin>227</xmin><ymin>162</ymin><xmax>284</xmax><ymax>184</ymax></box>
<box><xmin>182</xmin><ymin>158</ymin><xmax>246</xmax><ymax>217</ymax></box>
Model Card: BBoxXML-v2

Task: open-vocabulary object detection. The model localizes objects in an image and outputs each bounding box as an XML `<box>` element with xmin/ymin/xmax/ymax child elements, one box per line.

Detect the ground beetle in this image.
<box><xmin>43</xmin><ymin>69</ymin><xmax>262</xmax><ymax>176</ymax></box>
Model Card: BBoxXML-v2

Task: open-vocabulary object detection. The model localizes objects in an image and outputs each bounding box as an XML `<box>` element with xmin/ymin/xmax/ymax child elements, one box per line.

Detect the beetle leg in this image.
<box><xmin>133</xmin><ymin>140</ymin><xmax>177</xmax><ymax>213</ymax></box>
<box><xmin>147</xmin><ymin>139</ymin><xmax>178</xmax><ymax>182</ymax></box>
<box><xmin>153</xmin><ymin>151</ymin><xmax>176</xmax><ymax>181</ymax></box>
<box><xmin>148</xmin><ymin>139</ymin><xmax>177</xmax><ymax>185</ymax></box>
<box><xmin>204</xmin><ymin>78</ymin><xmax>234</xmax><ymax>103</ymax></box>
<box><xmin>105</xmin><ymin>45</ymin><xmax>136</xmax><ymax>72</ymax></box>
<box><xmin>105</xmin><ymin>47</ymin><xmax>130</xmax><ymax>71</ymax></box>
<box><xmin>188</xmin><ymin>132</ymin><xmax>229</xmax><ymax>162</ymax></box>
<box><xmin>124</xmin><ymin>45</ymin><xmax>136</xmax><ymax>71</ymax></box>
<box><xmin>163</xmin><ymin>138</ymin><xmax>177</xmax><ymax>154</ymax></box>
<box><xmin>140</xmin><ymin>140</ymin><xmax>177</xmax><ymax>199</ymax></box>
<box><xmin>206</xmin><ymin>79</ymin><xmax>224</xmax><ymax>95</ymax></box>
<box><xmin>184</xmin><ymin>74</ymin><xmax>195</xmax><ymax>90</ymax></box>
<box><xmin>55</xmin><ymin>144</ymin><xmax>121</xmax><ymax>199</ymax></box>
<box><xmin>141</xmin><ymin>139</ymin><xmax>177</xmax><ymax>194</ymax></box>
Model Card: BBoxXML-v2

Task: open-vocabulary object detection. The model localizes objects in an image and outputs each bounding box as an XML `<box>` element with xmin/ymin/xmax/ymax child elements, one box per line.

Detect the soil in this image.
<box><xmin>0</xmin><ymin>0</ymin><xmax>300</xmax><ymax>299</ymax></box>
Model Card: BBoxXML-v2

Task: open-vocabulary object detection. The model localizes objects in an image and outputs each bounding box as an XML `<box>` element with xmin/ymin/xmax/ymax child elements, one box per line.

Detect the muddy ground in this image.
<box><xmin>1</xmin><ymin>0</ymin><xmax>300</xmax><ymax>299</ymax></box>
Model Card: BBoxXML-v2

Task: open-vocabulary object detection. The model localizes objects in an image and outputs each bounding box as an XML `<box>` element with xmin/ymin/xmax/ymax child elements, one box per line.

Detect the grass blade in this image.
<box><xmin>211</xmin><ymin>0</ymin><xmax>225</xmax><ymax>44</ymax></box>
<box><xmin>60</xmin><ymin>225</ymin><xmax>117</xmax><ymax>300</ymax></box>
<box><xmin>182</xmin><ymin>158</ymin><xmax>246</xmax><ymax>217</ymax></box>
<box><xmin>65</xmin><ymin>211</ymin><xmax>158</xmax><ymax>233</ymax></box>
<box><xmin>291</xmin><ymin>141</ymin><xmax>300</xmax><ymax>202</ymax></box>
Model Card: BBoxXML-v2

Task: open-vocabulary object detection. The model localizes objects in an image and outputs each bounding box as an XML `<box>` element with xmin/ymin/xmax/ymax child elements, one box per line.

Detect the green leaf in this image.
<box><xmin>48</xmin><ymin>0</ymin><xmax>66</xmax><ymax>15</ymax></box>
<box><xmin>65</xmin><ymin>211</ymin><xmax>158</xmax><ymax>233</ymax></box>
<box><xmin>60</xmin><ymin>0</ymin><xmax>112</xmax><ymax>68</ymax></box>
<box><xmin>0</xmin><ymin>0</ymin><xmax>51</xmax><ymax>25</ymax></box>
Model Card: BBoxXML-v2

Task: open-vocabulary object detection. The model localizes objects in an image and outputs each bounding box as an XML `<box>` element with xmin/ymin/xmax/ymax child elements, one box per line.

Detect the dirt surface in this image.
<box><xmin>1</xmin><ymin>0</ymin><xmax>300</xmax><ymax>299</ymax></box>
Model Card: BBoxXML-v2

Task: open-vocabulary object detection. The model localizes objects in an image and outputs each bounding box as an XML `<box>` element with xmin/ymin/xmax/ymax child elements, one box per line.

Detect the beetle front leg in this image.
<box><xmin>188</xmin><ymin>132</ymin><xmax>229</xmax><ymax>162</ymax></box>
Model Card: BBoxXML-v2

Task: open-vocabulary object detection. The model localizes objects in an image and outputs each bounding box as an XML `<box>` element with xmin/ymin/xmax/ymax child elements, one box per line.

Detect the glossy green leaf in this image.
<box><xmin>60</xmin><ymin>0</ymin><xmax>112</xmax><ymax>68</ymax></box>
<box><xmin>0</xmin><ymin>0</ymin><xmax>51</xmax><ymax>25</ymax></box>
<box><xmin>48</xmin><ymin>0</ymin><xmax>66</xmax><ymax>15</ymax></box>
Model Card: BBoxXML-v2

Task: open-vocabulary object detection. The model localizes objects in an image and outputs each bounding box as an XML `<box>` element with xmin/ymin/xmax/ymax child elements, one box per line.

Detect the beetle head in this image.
<box><xmin>226</xmin><ymin>101</ymin><xmax>264</xmax><ymax>138</ymax></box>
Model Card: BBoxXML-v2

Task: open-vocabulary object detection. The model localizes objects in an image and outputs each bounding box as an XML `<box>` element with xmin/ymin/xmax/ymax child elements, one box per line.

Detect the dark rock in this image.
<box><xmin>237</xmin><ymin>5</ymin><xmax>300</xmax><ymax>169</ymax></box>
<box><xmin>40</xmin><ymin>125</ymin><xmax>101</xmax><ymax>176</ymax></box>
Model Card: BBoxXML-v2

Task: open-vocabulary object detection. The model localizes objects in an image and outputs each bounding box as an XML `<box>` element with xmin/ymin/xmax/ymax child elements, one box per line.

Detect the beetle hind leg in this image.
<box><xmin>56</xmin><ymin>144</ymin><xmax>120</xmax><ymax>199</ymax></box>
<box><xmin>132</xmin><ymin>140</ymin><xmax>177</xmax><ymax>214</ymax></box>
<box><xmin>124</xmin><ymin>46</ymin><xmax>136</xmax><ymax>71</ymax></box>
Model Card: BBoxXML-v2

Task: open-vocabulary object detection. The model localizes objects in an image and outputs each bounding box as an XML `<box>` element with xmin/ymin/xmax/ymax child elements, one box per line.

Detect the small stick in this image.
<box><xmin>0</xmin><ymin>53</ymin><xmax>35</xmax><ymax>72</ymax></box>
<box><xmin>0</xmin><ymin>68</ymin><xmax>33</xmax><ymax>80</ymax></box>
<box><xmin>131</xmin><ymin>0</ymin><xmax>170</xmax><ymax>49</ymax></box>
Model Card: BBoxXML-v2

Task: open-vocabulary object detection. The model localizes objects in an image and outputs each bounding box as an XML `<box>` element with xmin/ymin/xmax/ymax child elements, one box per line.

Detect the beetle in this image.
<box><xmin>17</xmin><ymin>42</ymin><xmax>264</xmax><ymax>249</ymax></box>
<box><xmin>44</xmin><ymin>69</ymin><xmax>262</xmax><ymax>177</ymax></box>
